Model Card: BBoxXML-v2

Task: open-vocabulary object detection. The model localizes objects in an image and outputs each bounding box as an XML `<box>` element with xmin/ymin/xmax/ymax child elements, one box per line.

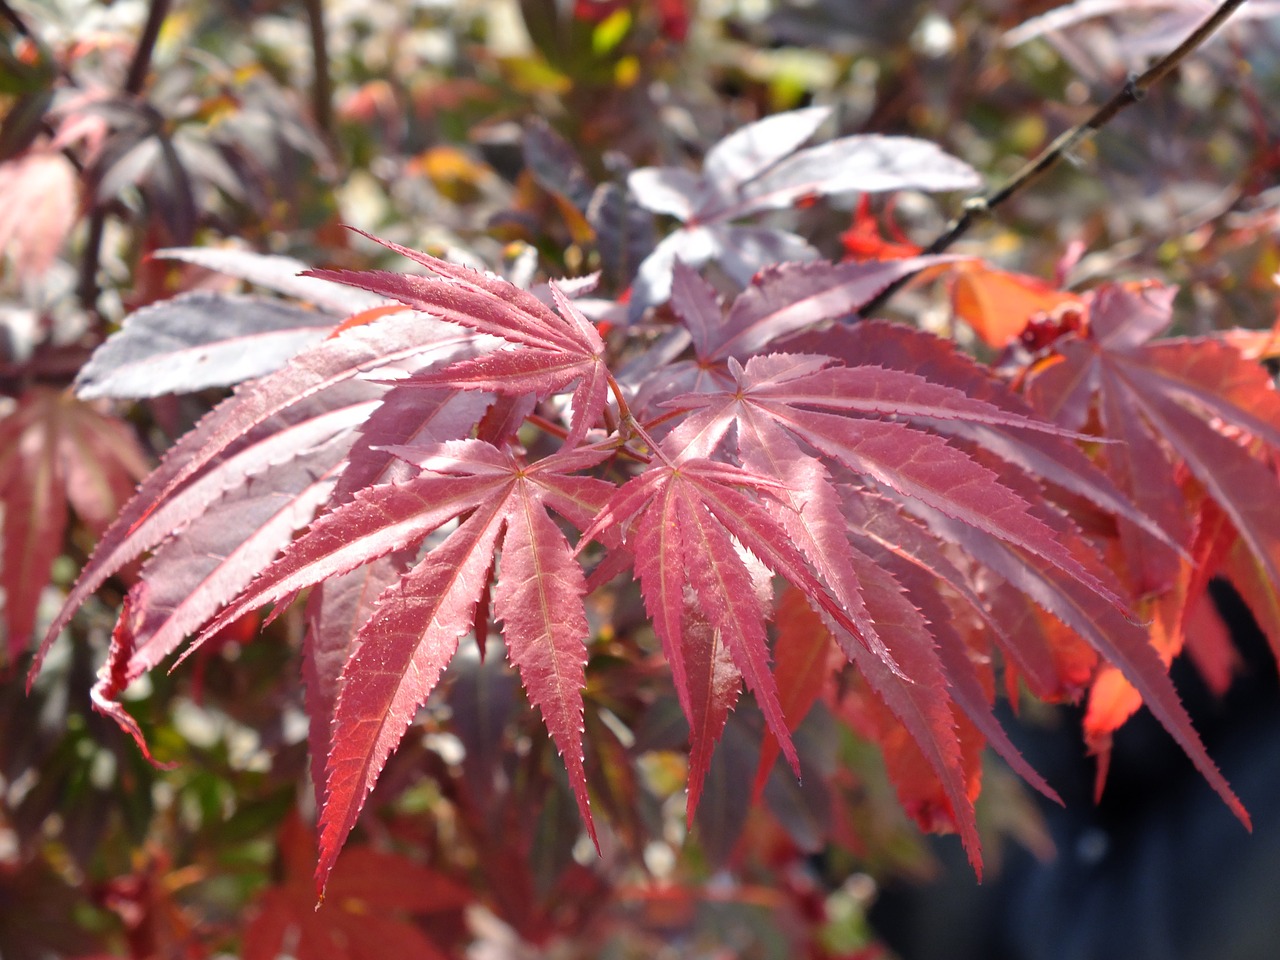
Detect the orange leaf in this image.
<box><xmin>409</xmin><ymin>145</ymin><xmax>494</xmax><ymax>204</ymax></box>
<box><xmin>836</xmin><ymin>672</ymin><xmax>984</xmax><ymax>839</ymax></box>
<box><xmin>326</xmin><ymin>304</ymin><xmax>409</xmax><ymax>338</ymax></box>
<box><xmin>1084</xmin><ymin>494</ymin><xmax>1238</xmax><ymax>791</ymax></box>
<box><xmin>951</xmin><ymin>264</ymin><xmax>1081</xmax><ymax>347</ymax></box>
<box><xmin>751</xmin><ymin>587</ymin><xmax>841</xmax><ymax>799</ymax></box>
<box><xmin>1183</xmin><ymin>592</ymin><xmax>1239</xmax><ymax>698</ymax></box>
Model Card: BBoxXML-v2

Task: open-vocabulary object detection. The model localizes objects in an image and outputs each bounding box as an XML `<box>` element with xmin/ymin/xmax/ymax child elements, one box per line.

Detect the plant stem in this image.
<box><xmin>124</xmin><ymin>0</ymin><xmax>170</xmax><ymax>96</ymax></box>
<box><xmin>0</xmin><ymin>0</ymin><xmax>32</xmax><ymax>38</ymax></box>
<box><xmin>303</xmin><ymin>0</ymin><xmax>334</xmax><ymax>138</ymax></box>
<box><xmin>79</xmin><ymin>0</ymin><xmax>171</xmax><ymax>317</ymax></box>
<box><xmin>76</xmin><ymin>212</ymin><xmax>108</xmax><ymax>315</ymax></box>
<box><xmin>858</xmin><ymin>0</ymin><xmax>1254</xmax><ymax>318</ymax></box>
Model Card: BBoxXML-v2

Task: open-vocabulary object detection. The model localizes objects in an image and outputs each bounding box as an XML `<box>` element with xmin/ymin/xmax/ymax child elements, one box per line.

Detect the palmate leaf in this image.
<box><xmin>309</xmin><ymin>233</ymin><xmax>609</xmax><ymax>443</ymax></box>
<box><xmin>283</xmin><ymin>444</ymin><xmax>611</xmax><ymax>889</ymax></box>
<box><xmin>642</xmin><ymin>343</ymin><xmax>1200</xmax><ymax>863</ymax></box>
<box><xmin>242</xmin><ymin>814</ymin><xmax>468</xmax><ymax>960</ymax></box>
<box><xmin>579</xmin><ymin>459</ymin><xmax>802</xmax><ymax>813</ymax></box>
<box><xmin>44</xmin><ymin>231</ymin><xmax>1258</xmax><ymax>895</ymax></box>
<box><xmin>0</xmin><ymin>388</ymin><xmax>148</xmax><ymax>660</ymax></box>
<box><xmin>1018</xmin><ymin>283</ymin><xmax>1280</xmax><ymax>782</ymax></box>
<box><xmin>631</xmin><ymin>259</ymin><xmax>961</xmax><ymax>425</ymax></box>
<box><xmin>151</xmin><ymin>246</ymin><xmax>387</xmax><ymax>315</ymax></box>
<box><xmin>184</xmin><ymin>440</ymin><xmax>612</xmax><ymax>889</ymax></box>
<box><xmin>622</xmin><ymin>266</ymin><xmax>1244</xmax><ymax>857</ymax></box>
<box><xmin>666</xmin><ymin>352</ymin><xmax>1127</xmax><ymax>606</ymax></box>
<box><xmin>625</xmin><ymin>106</ymin><xmax>980</xmax><ymax>315</ymax></box>
<box><xmin>785</xmin><ymin>319</ymin><xmax>1182</xmax><ymax>546</ymax></box>
<box><xmin>709</xmin><ymin>258</ymin><xmax>958</xmax><ymax>360</ymax></box>
<box><xmin>74</xmin><ymin>292</ymin><xmax>336</xmax><ymax>400</ymax></box>
<box><xmin>1025</xmin><ymin>283</ymin><xmax>1280</xmax><ymax>665</ymax></box>
<box><xmin>32</xmin><ymin>310</ymin><xmax>478</xmax><ymax>680</ymax></box>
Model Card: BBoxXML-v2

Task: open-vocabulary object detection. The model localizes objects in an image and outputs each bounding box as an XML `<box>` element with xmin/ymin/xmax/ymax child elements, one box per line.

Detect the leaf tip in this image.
<box><xmin>90</xmin><ymin>678</ymin><xmax>177</xmax><ymax>770</ymax></box>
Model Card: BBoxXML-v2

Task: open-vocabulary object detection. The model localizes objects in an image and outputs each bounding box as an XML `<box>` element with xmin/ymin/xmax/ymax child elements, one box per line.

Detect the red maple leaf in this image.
<box><xmin>41</xmin><ymin>238</ymin><xmax>1254</xmax><ymax>894</ymax></box>
<box><xmin>0</xmin><ymin>388</ymin><xmax>148</xmax><ymax>660</ymax></box>
<box><xmin>241</xmin><ymin>814</ymin><xmax>468</xmax><ymax>960</ymax></box>
<box><xmin>1023</xmin><ymin>282</ymin><xmax>1280</xmax><ymax>785</ymax></box>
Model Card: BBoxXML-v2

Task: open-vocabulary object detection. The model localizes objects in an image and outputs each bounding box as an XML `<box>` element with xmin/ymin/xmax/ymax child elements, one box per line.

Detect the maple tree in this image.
<box><xmin>5</xmin><ymin>0</ymin><xmax>1280</xmax><ymax>957</ymax></box>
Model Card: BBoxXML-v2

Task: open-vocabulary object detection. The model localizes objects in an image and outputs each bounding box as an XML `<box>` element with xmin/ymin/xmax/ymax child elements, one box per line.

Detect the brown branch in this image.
<box><xmin>124</xmin><ymin>0</ymin><xmax>171</xmax><ymax>96</ymax></box>
<box><xmin>79</xmin><ymin>0</ymin><xmax>171</xmax><ymax>316</ymax></box>
<box><xmin>303</xmin><ymin>0</ymin><xmax>334</xmax><ymax>138</ymax></box>
<box><xmin>858</xmin><ymin>0</ymin><xmax>1254</xmax><ymax>318</ymax></box>
<box><xmin>0</xmin><ymin>0</ymin><xmax>33</xmax><ymax>38</ymax></box>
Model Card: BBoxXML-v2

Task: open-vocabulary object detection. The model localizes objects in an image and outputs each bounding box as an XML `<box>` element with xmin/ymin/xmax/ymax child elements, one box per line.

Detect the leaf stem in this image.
<box><xmin>606</xmin><ymin>371</ymin><xmax>674</xmax><ymax>466</ymax></box>
<box><xmin>858</xmin><ymin>0</ymin><xmax>1254</xmax><ymax>318</ymax></box>
<box><xmin>605</xmin><ymin>370</ymin><xmax>634</xmax><ymax>424</ymax></box>
<box><xmin>527</xmin><ymin>412</ymin><xmax>570</xmax><ymax>441</ymax></box>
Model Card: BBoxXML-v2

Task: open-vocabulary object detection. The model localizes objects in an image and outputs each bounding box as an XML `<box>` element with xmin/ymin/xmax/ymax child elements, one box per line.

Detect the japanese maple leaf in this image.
<box><xmin>307</xmin><ymin>231</ymin><xmax>610</xmax><ymax>444</ymax></box>
<box><xmin>663</xmin><ymin>351</ymin><xmax>1127</xmax><ymax>609</ymax></box>
<box><xmin>1024</xmin><ymin>282</ymin><xmax>1280</xmax><ymax>772</ymax></box>
<box><xmin>195</xmin><ymin>441</ymin><xmax>615</xmax><ymax>891</ymax></box>
<box><xmin>645</xmin><ymin>353</ymin><xmax>1120</xmax><ymax>858</ymax></box>
<box><xmin>242</xmin><ymin>814</ymin><xmax>469</xmax><ymax>960</ymax></box>
<box><xmin>73</xmin><ymin>244</ymin><xmax>387</xmax><ymax>399</ymax></box>
<box><xmin>1026</xmin><ymin>283</ymin><xmax>1280</xmax><ymax>600</ymax></box>
<box><xmin>0</xmin><ymin>146</ymin><xmax>78</xmax><ymax>277</ymax></box>
<box><xmin>626</xmin><ymin>258</ymin><xmax>961</xmax><ymax>424</ymax></box>
<box><xmin>31</xmin><ymin>311</ymin><xmax>481</xmax><ymax>683</ymax></box>
<box><xmin>43</xmin><ymin>232</ymin><xmax>1252</xmax><ymax>890</ymax></box>
<box><xmin>626</xmin><ymin>105</ymin><xmax>981</xmax><ymax>315</ymax></box>
<box><xmin>950</xmin><ymin>263</ymin><xmax>1083</xmax><ymax>348</ymax></box>
<box><xmin>619</xmin><ymin>269</ymin><xmax>1244</xmax><ymax>858</ymax></box>
<box><xmin>578</xmin><ymin>457</ymin><xmax>810</xmax><ymax>817</ymax></box>
<box><xmin>0</xmin><ymin>387</ymin><xmax>148</xmax><ymax>660</ymax></box>
<box><xmin>1004</xmin><ymin>0</ymin><xmax>1280</xmax><ymax>57</ymax></box>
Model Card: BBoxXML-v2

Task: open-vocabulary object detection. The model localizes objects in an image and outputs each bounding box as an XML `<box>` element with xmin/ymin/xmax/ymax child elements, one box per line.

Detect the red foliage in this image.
<box><xmin>10</xmin><ymin>3</ymin><xmax>1280</xmax><ymax>956</ymax></box>
<box><xmin>38</xmin><ymin>224</ymin><xmax>1280</xmax><ymax>894</ymax></box>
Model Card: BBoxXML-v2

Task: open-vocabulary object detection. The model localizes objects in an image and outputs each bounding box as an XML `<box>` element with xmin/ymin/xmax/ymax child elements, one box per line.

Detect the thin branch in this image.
<box><xmin>858</xmin><ymin>0</ymin><xmax>1253</xmax><ymax>318</ymax></box>
<box><xmin>79</xmin><ymin>0</ymin><xmax>171</xmax><ymax>316</ymax></box>
<box><xmin>303</xmin><ymin>0</ymin><xmax>334</xmax><ymax>139</ymax></box>
<box><xmin>76</xmin><ymin>212</ymin><xmax>109</xmax><ymax>315</ymax></box>
<box><xmin>124</xmin><ymin>0</ymin><xmax>171</xmax><ymax>96</ymax></box>
<box><xmin>0</xmin><ymin>0</ymin><xmax>33</xmax><ymax>38</ymax></box>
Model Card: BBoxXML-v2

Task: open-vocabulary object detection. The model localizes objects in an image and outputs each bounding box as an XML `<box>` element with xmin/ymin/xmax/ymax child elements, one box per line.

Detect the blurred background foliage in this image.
<box><xmin>3</xmin><ymin>1</ymin><xmax>1280</xmax><ymax>957</ymax></box>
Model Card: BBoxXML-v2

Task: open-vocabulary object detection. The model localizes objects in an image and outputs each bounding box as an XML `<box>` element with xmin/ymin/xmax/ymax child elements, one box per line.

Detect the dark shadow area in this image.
<box><xmin>870</xmin><ymin>581</ymin><xmax>1280</xmax><ymax>960</ymax></box>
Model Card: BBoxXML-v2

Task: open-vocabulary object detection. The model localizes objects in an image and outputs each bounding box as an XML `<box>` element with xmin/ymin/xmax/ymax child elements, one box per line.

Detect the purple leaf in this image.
<box><xmin>153</xmin><ymin>247</ymin><xmax>387</xmax><ymax>314</ymax></box>
<box><xmin>76</xmin><ymin>293</ymin><xmax>336</xmax><ymax>399</ymax></box>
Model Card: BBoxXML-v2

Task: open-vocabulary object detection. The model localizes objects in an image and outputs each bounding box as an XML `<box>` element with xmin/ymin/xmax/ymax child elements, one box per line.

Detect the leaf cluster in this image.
<box><xmin>6</xmin><ymin>2</ymin><xmax>1280</xmax><ymax>957</ymax></box>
